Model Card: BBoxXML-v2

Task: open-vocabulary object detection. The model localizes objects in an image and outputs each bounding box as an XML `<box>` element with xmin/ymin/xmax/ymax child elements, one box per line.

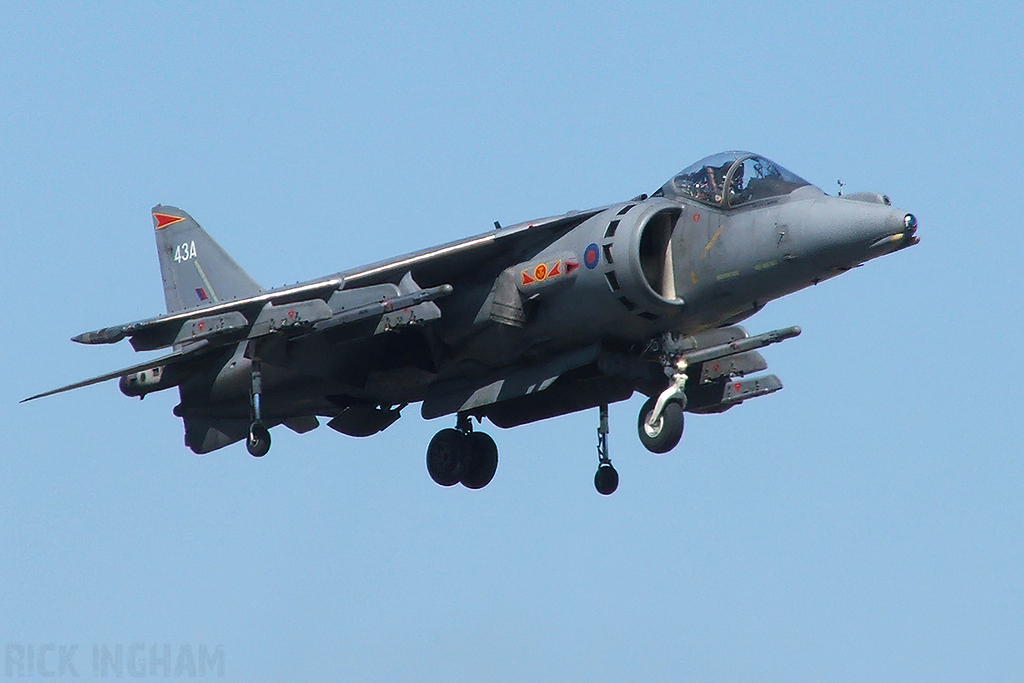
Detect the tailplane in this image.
<box><xmin>152</xmin><ymin>205</ymin><xmax>261</xmax><ymax>313</ymax></box>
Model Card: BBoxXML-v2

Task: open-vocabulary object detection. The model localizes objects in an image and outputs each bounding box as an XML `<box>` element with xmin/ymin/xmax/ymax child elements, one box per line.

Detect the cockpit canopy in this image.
<box><xmin>657</xmin><ymin>151</ymin><xmax>811</xmax><ymax>209</ymax></box>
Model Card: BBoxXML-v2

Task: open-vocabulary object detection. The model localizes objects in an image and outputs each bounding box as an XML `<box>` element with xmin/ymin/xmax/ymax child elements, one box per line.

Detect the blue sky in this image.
<box><xmin>2</xmin><ymin>2</ymin><xmax>1022</xmax><ymax>681</ymax></box>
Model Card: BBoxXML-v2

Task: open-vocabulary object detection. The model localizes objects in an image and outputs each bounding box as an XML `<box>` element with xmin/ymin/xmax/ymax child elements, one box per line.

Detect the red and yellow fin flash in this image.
<box><xmin>153</xmin><ymin>213</ymin><xmax>186</xmax><ymax>230</ymax></box>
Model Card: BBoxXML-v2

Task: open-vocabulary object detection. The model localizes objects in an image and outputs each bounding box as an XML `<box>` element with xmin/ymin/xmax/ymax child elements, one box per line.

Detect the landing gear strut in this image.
<box><xmin>426</xmin><ymin>414</ymin><xmax>498</xmax><ymax>489</ymax></box>
<box><xmin>594</xmin><ymin>403</ymin><xmax>618</xmax><ymax>495</ymax></box>
<box><xmin>247</xmin><ymin>360</ymin><xmax>271</xmax><ymax>457</ymax></box>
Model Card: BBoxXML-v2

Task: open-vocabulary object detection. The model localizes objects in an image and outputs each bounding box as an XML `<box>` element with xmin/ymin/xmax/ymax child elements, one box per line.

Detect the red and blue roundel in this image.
<box><xmin>584</xmin><ymin>243</ymin><xmax>600</xmax><ymax>269</ymax></box>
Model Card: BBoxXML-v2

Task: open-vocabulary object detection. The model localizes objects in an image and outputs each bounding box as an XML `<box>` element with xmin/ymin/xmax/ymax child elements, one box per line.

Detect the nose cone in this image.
<box><xmin>872</xmin><ymin>211</ymin><xmax>919</xmax><ymax>252</ymax></box>
<box><xmin>799</xmin><ymin>195</ymin><xmax>919</xmax><ymax>273</ymax></box>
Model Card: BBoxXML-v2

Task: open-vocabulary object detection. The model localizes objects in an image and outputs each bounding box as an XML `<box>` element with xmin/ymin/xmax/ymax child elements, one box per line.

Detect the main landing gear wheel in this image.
<box><xmin>461</xmin><ymin>432</ymin><xmax>498</xmax><ymax>490</ymax></box>
<box><xmin>426</xmin><ymin>428</ymin><xmax>466</xmax><ymax>486</ymax></box>
<box><xmin>247</xmin><ymin>421</ymin><xmax>271</xmax><ymax>457</ymax></box>
<box><xmin>638</xmin><ymin>396</ymin><xmax>684</xmax><ymax>454</ymax></box>
<box><xmin>426</xmin><ymin>423</ymin><xmax>500</xmax><ymax>489</ymax></box>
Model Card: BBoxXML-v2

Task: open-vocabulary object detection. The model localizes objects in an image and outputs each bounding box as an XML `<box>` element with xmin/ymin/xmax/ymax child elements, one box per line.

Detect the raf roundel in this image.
<box><xmin>584</xmin><ymin>243</ymin><xmax>600</xmax><ymax>269</ymax></box>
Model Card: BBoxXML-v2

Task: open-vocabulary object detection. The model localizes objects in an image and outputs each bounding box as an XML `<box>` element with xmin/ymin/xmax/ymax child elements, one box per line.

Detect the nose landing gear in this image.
<box><xmin>591</xmin><ymin>352</ymin><xmax>690</xmax><ymax>493</ymax></box>
<box><xmin>638</xmin><ymin>357</ymin><xmax>687</xmax><ymax>454</ymax></box>
<box><xmin>637</xmin><ymin>397</ymin><xmax>684</xmax><ymax>454</ymax></box>
<box><xmin>426</xmin><ymin>414</ymin><xmax>499</xmax><ymax>489</ymax></box>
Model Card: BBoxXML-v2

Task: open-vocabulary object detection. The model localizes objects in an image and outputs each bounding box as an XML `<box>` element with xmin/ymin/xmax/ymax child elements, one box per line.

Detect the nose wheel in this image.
<box><xmin>637</xmin><ymin>355</ymin><xmax>688</xmax><ymax>454</ymax></box>
<box><xmin>637</xmin><ymin>396</ymin><xmax>684</xmax><ymax>454</ymax></box>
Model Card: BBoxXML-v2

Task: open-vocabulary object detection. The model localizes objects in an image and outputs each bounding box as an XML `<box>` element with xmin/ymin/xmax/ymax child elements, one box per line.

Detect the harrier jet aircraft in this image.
<box><xmin>26</xmin><ymin>152</ymin><xmax>918</xmax><ymax>494</ymax></box>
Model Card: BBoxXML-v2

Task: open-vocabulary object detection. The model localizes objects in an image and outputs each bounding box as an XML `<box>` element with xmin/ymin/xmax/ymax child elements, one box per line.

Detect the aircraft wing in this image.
<box><xmin>339</xmin><ymin>207</ymin><xmax>609</xmax><ymax>288</ymax></box>
<box><xmin>72</xmin><ymin>277</ymin><xmax>345</xmax><ymax>351</ymax></box>
<box><xmin>25</xmin><ymin>204</ymin><xmax>603</xmax><ymax>407</ymax></box>
<box><xmin>71</xmin><ymin>206</ymin><xmax>605</xmax><ymax>352</ymax></box>
<box><xmin>21</xmin><ymin>342</ymin><xmax>212</xmax><ymax>402</ymax></box>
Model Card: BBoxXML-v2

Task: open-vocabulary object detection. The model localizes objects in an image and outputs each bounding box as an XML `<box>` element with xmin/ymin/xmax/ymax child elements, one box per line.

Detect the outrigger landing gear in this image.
<box><xmin>594</xmin><ymin>404</ymin><xmax>618</xmax><ymax>495</ymax></box>
<box><xmin>246</xmin><ymin>360</ymin><xmax>271</xmax><ymax>457</ymax></box>
<box><xmin>426</xmin><ymin>413</ymin><xmax>498</xmax><ymax>489</ymax></box>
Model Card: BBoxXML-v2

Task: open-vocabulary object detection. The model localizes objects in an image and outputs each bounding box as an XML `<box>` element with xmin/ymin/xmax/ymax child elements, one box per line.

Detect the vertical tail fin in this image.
<box><xmin>152</xmin><ymin>205</ymin><xmax>262</xmax><ymax>313</ymax></box>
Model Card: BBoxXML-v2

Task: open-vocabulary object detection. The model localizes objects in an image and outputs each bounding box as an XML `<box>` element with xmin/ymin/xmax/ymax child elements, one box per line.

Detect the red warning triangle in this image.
<box><xmin>565</xmin><ymin>259</ymin><xmax>580</xmax><ymax>275</ymax></box>
<box><xmin>153</xmin><ymin>213</ymin><xmax>186</xmax><ymax>229</ymax></box>
<box><xmin>521</xmin><ymin>270</ymin><xmax>534</xmax><ymax>286</ymax></box>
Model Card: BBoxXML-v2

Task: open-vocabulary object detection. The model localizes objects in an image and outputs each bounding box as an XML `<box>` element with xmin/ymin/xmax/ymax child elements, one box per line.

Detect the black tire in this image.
<box><xmin>637</xmin><ymin>397</ymin><xmax>684</xmax><ymax>454</ymax></box>
<box><xmin>594</xmin><ymin>464</ymin><xmax>619</xmax><ymax>495</ymax></box>
<box><xmin>247</xmin><ymin>422</ymin><xmax>271</xmax><ymax>458</ymax></box>
<box><xmin>461</xmin><ymin>432</ymin><xmax>499</xmax><ymax>489</ymax></box>
<box><xmin>426</xmin><ymin>428</ymin><xmax>467</xmax><ymax>486</ymax></box>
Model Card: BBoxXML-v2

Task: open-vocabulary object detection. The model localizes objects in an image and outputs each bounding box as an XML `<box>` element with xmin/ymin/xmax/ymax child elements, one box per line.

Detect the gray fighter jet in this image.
<box><xmin>26</xmin><ymin>151</ymin><xmax>918</xmax><ymax>494</ymax></box>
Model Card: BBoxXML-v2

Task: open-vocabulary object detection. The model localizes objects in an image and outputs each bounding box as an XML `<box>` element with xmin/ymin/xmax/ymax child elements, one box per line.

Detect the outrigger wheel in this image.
<box><xmin>247</xmin><ymin>421</ymin><xmax>271</xmax><ymax>457</ymax></box>
<box><xmin>594</xmin><ymin>464</ymin><xmax>619</xmax><ymax>496</ymax></box>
